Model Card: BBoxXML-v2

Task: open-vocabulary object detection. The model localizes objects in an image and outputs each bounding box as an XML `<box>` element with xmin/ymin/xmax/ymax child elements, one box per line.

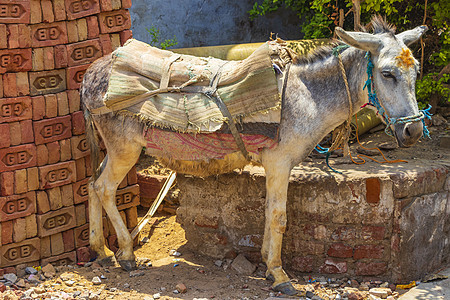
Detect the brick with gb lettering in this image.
<box><xmin>37</xmin><ymin>206</ymin><xmax>76</xmax><ymax>237</ymax></box>
<box><xmin>0</xmin><ymin>237</ymin><xmax>40</xmax><ymax>267</ymax></box>
<box><xmin>65</xmin><ymin>0</ymin><xmax>100</xmax><ymax>20</ymax></box>
<box><xmin>0</xmin><ymin>97</ymin><xmax>32</xmax><ymax>124</ymax></box>
<box><xmin>71</xmin><ymin>134</ymin><xmax>89</xmax><ymax>159</ymax></box>
<box><xmin>98</xmin><ymin>9</ymin><xmax>131</xmax><ymax>34</ymax></box>
<box><xmin>0</xmin><ymin>49</ymin><xmax>32</xmax><ymax>74</ymax></box>
<box><xmin>67</xmin><ymin>39</ymin><xmax>102</xmax><ymax>66</ymax></box>
<box><xmin>74</xmin><ymin>223</ymin><xmax>89</xmax><ymax>247</ymax></box>
<box><xmin>33</xmin><ymin>115</ymin><xmax>72</xmax><ymax>145</ymax></box>
<box><xmin>0</xmin><ymin>0</ymin><xmax>31</xmax><ymax>24</ymax></box>
<box><xmin>0</xmin><ymin>192</ymin><xmax>36</xmax><ymax>222</ymax></box>
<box><xmin>0</xmin><ymin>144</ymin><xmax>36</xmax><ymax>172</ymax></box>
<box><xmin>73</xmin><ymin>178</ymin><xmax>89</xmax><ymax>204</ymax></box>
<box><xmin>30</xmin><ymin>21</ymin><xmax>68</xmax><ymax>47</ymax></box>
<box><xmin>29</xmin><ymin>69</ymin><xmax>66</xmax><ymax>96</ymax></box>
<box><xmin>66</xmin><ymin>64</ymin><xmax>89</xmax><ymax>89</ymax></box>
<box><xmin>116</xmin><ymin>184</ymin><xmax>140</xmax><ymax>211</ymax></box>
<box><xmin>41</xmin><ymin>251</ymin><xmax>76</xmax><ymax>267</ymax></box>
<box><xmin>38</xmin><ymin>160</ymin><xmax>76</xmax><ymax>189</ymax></box>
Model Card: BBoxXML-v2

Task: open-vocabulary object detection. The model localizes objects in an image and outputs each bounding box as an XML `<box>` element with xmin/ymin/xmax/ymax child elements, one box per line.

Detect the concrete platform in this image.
<box><xmin>399</xmin><ymin>266</ymin><xmax>450</xmax><ymax>299</ymax></box>
<box><xmin>176</xmin><ymin>158</ymin><xmax>450</xmax><ymax>283</ymax></box>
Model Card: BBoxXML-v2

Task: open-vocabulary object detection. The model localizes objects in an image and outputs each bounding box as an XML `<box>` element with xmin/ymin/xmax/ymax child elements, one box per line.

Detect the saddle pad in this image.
<box><xmin>144</xmin><ymin>127</ymin><xmax>277</xmax><ymax>161</ymax></box>
<box><xmin>103</xmin><ymin>39</ymin><xmax>281</xmax><ymax>133</ymax></box>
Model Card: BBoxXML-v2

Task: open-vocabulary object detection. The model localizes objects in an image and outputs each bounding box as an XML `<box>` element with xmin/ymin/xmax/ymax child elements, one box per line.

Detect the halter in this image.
<box><xmin>362</xmin><ymin>52</ymin><xmax>431</xmax><ymax>138</ymax></box>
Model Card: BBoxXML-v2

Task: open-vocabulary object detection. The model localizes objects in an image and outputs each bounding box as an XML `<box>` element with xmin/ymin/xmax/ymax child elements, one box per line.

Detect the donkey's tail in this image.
<box><xmin>83</xmin><ymin>107</ymin><xmax>102</xmax><ymax>181</ymax></box>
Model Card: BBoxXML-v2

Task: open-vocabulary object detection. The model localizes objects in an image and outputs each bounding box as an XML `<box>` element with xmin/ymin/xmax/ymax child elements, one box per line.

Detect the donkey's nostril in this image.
<box><xmin>404</xmin><ymin>125</ymin><xmax>411</xmax><ymax>138</ymax></box>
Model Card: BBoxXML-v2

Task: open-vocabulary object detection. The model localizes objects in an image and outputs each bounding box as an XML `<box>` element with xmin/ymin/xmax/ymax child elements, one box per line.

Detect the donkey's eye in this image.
<box><xmin>381</xmin><ymin>71</ymin><xmax>395</xmax><ymax>80</ymax></box>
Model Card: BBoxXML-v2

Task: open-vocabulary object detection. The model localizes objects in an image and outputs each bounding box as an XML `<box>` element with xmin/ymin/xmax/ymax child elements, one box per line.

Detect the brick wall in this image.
<box><xmin>0</xmin><ymin>0</ymin><xmax>138</xmax><ymax>273</ymax></box>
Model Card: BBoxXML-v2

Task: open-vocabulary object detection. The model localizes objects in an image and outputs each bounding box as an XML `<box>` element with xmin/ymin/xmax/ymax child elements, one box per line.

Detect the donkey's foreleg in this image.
<box><xmin>261</xmin><ymin>158</ymin><xmax>297</xmax><ymax>296</ymax></box>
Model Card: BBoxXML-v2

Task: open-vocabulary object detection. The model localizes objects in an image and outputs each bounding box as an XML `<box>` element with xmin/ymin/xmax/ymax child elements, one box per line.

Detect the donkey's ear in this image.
<box><xmin>335</xmin><ymin>27</ymin><xmax>381</xmax><ymax>53</ymax></box>
<box><xmin>396</xmin><ymin>25</ymin><xmax>428</xmax><ymax>46</ymax></box>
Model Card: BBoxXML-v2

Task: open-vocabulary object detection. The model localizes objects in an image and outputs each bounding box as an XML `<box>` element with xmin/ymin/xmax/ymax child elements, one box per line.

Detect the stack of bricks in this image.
<box><xmin>0</xmin><ymin>0</ymin><xmax>139</xmax><ymax>273</ymax></box>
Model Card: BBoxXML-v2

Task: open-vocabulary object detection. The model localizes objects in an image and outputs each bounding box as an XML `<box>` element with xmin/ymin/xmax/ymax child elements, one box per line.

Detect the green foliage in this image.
<box><xmin>145</xmin><ymin>26</ymin><xmax>178</xmax><ymax>50</ymax></box>
<box><xmin>249</xmin><ymin>0</ymin><xmax>450</xmax><ymax>106</ymax></box>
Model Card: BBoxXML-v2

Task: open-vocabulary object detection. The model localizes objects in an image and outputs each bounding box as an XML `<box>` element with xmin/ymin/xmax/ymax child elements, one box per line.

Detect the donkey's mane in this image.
<box><xmin>293</xmin><ymin>15</ymin><xmax>396</xmax><ymax>65</ymax></box>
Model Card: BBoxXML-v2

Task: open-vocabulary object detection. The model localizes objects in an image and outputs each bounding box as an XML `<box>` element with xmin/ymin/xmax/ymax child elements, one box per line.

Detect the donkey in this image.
<box><xmin>81</xmin><ymin>17</ymin><xmax>427</xmax><ymax>295</ymax></box>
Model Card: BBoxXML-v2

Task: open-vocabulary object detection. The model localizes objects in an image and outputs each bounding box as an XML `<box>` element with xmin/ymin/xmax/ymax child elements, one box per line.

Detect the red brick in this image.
<box><xmin>121</xmin><ymin>0</ymin><xmax>132</xmax><ymax>9</ymax></box>
<box><xmin>355</xmin><ymin>262</ymin><xmax>387</xmax><ymax>276</ymax></box>
<box><xmin>0</xmin><ymin>237</ymin><xmax>40</xmax><ymax>267</ymax></box>
<box><xmin>67</xmin><ymin>39</ymin><xmax>102</xmax><ymax>67</ymax></box>
<box><xmin>0</xmin><ymin>73</ymin><xmax>3</xmax><ymax>97</ymax></box>
<box><xmin>66</xmin><ymin>64</ymin><xmax>89</xmax><ymax>90</ymax></box>
<box><xmin>36</xmin><ymin>144</ymin><xmax>48</xmax><ymax>166</ymax></box>
<box><xmin>7</xmin><ymin>24</ymin><xmax>20</xmax><ymax>48</ymax></box>
<box><xmin>16</xmin><ymin>72</ymin><xmax>29</xmax><ymax>96</ymax></box>
<box><xmin>119</xmin><ymin>29</ymin><xmax>132</xmax><ymax>45</ymax></box>
<box><xmin>13</xmin><ymin>217</ymin><xmax>26</xmax><ymax>242</ymax></box>
<box><xmin>361</xmin><ymin>226</ymin><xmax>385</xmax><ymax>241</ymax></box>
<box><xmin>41</xmin><ymin>0</ymin><xmax>55</xmax><ymax>23</ymax></box>
<box><xmin>0</xmin><ymin>0</ymin><xmax>31</xmax><ymax>23</ymax></box>
<box><xmin>65</xmin><ymin>0</ymin><xmax>100</xmax><ymax>20</ymax></box>
<box><xmin>75</xmin><ymin>157</ymin><xmax>86</xmax><ymax>181</ymax></box>
<box><xmin>9</xmin><ymin>121</ymin><xmax>20</xmax><ymax>145</ymax></box>
<box><xmin>327</xmin><ymin>242</ymin><xmax>353</xmax><ymax>258</ymax></box>
<box><xmin>75</xmin><ymin>203</ymin><xmax>86</xmax><ymax>226</ymax></box>
<box><xmin>86</xmin><ymin>15</ymin><xmax>100</xmax><ymax>39</ymax></box>
<box><xmin>0</xmin><ymin>49</ymin><xmax>32</xmax><ymax>74</ymax></box>
<box><xmin>0</xmin><ymin>172</ymin><xmax>14</xmax><ymax>196</ymax></box>
<box><xmin>71</xmin><ymin>111</ymin><xmax>85</xmax><ymax>135</ymax></box>
<box><xmin>18</xmin><ymin>24</ymin><xmax>31</xmax><ymax>48</ymax></box>
<box><xmin>99</xmin><ymin>0</ymin><xmax>112</xmax><ymax>12</ymax></box>
<box><xmin>0</xmin><ymin>123</ymin><xmax>10</xmax><ymax>148</ymax></box>
<box><xmin>3</xmin><ymin>73</ymin><xmax>17</xmax><ymax>97</ymax></box>
<box><xmin>38</xmin><ymin>160</ymin><xmax>77</xmax><ymax>189</ymax></box>
<box><xmin>43</xmin><ymin>47</ymin><xmax>55</xmax><ymax>70</ymax></box>
<box><xmin>47</xmin><ymin>141</ymin><xmax>61</xmax><ymax>164</ymax></box>
<box><xmin>331</xmin><ymin>226</ymin><xmax>356</xmax><ymax>241</ymax></box>
<box><xmin>44</xmin><ymin>94</ymin><xmax>58</xmax><ymax>118</ymax></box>
<box><xmin>99</xmin><ymin>33</ymin><xmax>112</xmax><ymax>55</ymax></box>
<box><xmin>107</xmin><ymin>234</ymin><xmax>118</xmax><ymax>253</ymax></box>
<box><xmin>1</xmin><ymin>220</ymin><xmax>13</xmax><ymax>244</ymax></box>
<box><xmin>60</xmin><ymin>184</ymin><xmax>74</xmax><ymax>207</ymax></box>
<box><xmin>30</xmin><ymin>0</ymin><xmax>42</xmax><ymax>24</ymax></box>
<box><xmin>32</xmin><ymin>47</ymin><xmax>44</xmax><ymax>71</ymax></box>
<box><xmin>54</xmin><ymin>45</ymin><xmax>68</xmax><ymax>69</ymax></box>
<box><xmin>111</xmin><ymin>0</ymin><xmax>121</xmax><ymax>10</ymax></box>
<box><xmin>27</xmin><ymin>167</ymin><xmax>39</xmax><ymax>191</ymax></box>
<box><xmin>366</xmin><ymin>178</ymin><xmax>380</xmax><ymax>204</ymax></box>
<box><xmin>31</xmin><ymin>96</ymin><xmax>45</xmax><ymax>120</ymax></box>
<box><xmin>20</xmin><ymin>120</ymin><xmax>34</xmax><ymax>143</ymax></box>
<box><xmin>98</xmin><ymin>10</ymin><xmax>131</xmax><ymax>34</ymax></box>
<box><xmin>74</xmin><ymin>223</ymin><xmax>89</xmax><ymax>247</ymax></box>
<box><xmin>353</xmin><ymin>244</ymin><xmax>384</xmax><ymax>259</ymax></box>
<box><xmin>85</xmin><ymin>155</ymin><xmax>92</xmax><ymax>177</ymax></box>
<box><xmin>50</xmin><ymin>232</ymin><xmax>64</xmax><ymax>255</ymax></box>
<box><xmin>116</xmin><ymin>184</ymin><xmax>140</xmax><ymax>210</ymax></box>
<box><xmin>76</xmin><ymin>18</ymin><xmax>88</xmax><ymax>41</ymax></box>
<box><xmin>0</xmin><ymin>144</ymin><xmax>36</xmax><ymax>172</ymax></box>
<box><xmin>118</xmin><ymin>174</ymin><xmax>127</xmax><ymax>189</ymax></box>
<box><xmin>29</xmin><ymin>69</ymin><xmax>67</xmax><ymax>96</ymax></box>
<box><xmin>33</xmin><ymin>115</ymin><xmax>72</xmax><ymax>145</ymax></box>
<box><xmin>57</xmin><ymin>92</ymin><xmax>69</xmax><ymax>116</ymax></box>
<box><xmin>0</xmin><ymin>24</ymin><xmax>7</xmax><ymax>49</ymax></box>
<box><xmin>137</xmin><ymin>174</ymin><xmax>166</xmax><ymax>200</ymax></box>
<box><xmin>36</xmin><ymin>190</ymin><xmax>50</xmax><ymax>214</ymax></box>
<box><xmin>125</xmin><ymin>206</ymin><xmax>137</xmax><ymax>229</ymax></box>
<box><xmin>76</xmin><ymin>246</ymin><xmax>91</xmax><ymax>262</ymax></box>
<box><xmin>53</xmin><ymin>0</ymin><xmax>66</xmax><ymax>21</ymax></box>
<box><xmin>60</xmin><ymin>138</ymin><xmax>72</xmax><ymax>161</ymax></box>
<box><xmin>14</xmin><ymin>168</ymin><xmax>27</xmax><ymax>194</ymax></box>
<box><xmin>25</xmin><ymin>214</ymin><xmax>37</xmax><ymax>238</ymax></box>
<box><xmin>110</xmin><ymin>33</ymin><xmax>120</xmax><ymax>50</ymax></box>
<box><xmin>73</xmin><ymin>178</ymin><xmax>89</xmax><ymax>204</ymax></box>
<box><xmin>291</xmin><ymin>256</ymin><xmax>314</xmax><ymax>272</ymax></box>
<box><xmin>67</xmin><ymin>89</ymin><xmax>80</xmax><ymax>113</ymax></box>
<box><xmin>319</xmin><ymin>258</ymin><xmax>347</xmax><ymax>274</ymax></box>
<box><xmin>47</xmin><ymin>186</ymin><xmax>63</xmax><ymax>210</ymax></box>
<box><xmin>127</xmin><ymin>166</ymin><xmax>137</xmax><ymax>184</ymax></box>
<box><xmin>0</xmin><ymin>96</ymin><xmax>32</xmax><ymax>124</ymax></box>
<box><xmin>30</xmin><ymin>21</ymin><xmax>68</xmax><ymax>47</ymax></box>
<box><xmin>71</xmin><ymin>134</ymin><xmax>89</xmax><ymax>159</ymax></box>
<box><xmin>37</xmin><ymin>206</ymin><xmax>76</xmax><ymax>237</ymax></box>
<box><xmin>66</xmin><ymin>20</ymin><xmax>79</xmax><ymax>43</ymax></box>
<box><xmin>41</xmin><ymin>251</ymin><xmax>77</xmax><ymax>267</ymax></box>
<box><xmin>40</xmin><ymin>236</ymin><xmax>51</xmax><ymax>258</ymax></box>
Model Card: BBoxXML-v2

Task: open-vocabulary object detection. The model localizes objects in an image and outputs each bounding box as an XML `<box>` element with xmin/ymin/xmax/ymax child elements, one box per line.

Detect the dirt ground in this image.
<box><xmin>6</xmin><ymin>111</ymin><xmax>448</xmax><ymax>300</ymax></box>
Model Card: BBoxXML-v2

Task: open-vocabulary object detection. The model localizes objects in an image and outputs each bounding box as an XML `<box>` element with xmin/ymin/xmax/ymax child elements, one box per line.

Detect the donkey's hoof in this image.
<box><xmin>265</xmin><ymin>273</ymin><xmax>275</xmax><ymax>282</ymax></box>
<box><xmin>97</xmin><ymin>256</ymin><xmax>118</xmax><ymax>267</ymax></box>
<box><xmin>118</xmin><ymin>260</ymin><xmax>136</xmax><ymax>271</ymax></box>
<box><xmin>273</xmin><ymin>281</ymin><xmax>298</xmax><ymax>296</ymax></box>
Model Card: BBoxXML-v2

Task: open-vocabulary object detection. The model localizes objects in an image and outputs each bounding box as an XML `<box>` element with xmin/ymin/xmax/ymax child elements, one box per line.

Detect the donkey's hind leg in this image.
<box><xmin>91</xmin><ymin>143</ymin><xmax>142</xmax><ymax>271</ymax></box>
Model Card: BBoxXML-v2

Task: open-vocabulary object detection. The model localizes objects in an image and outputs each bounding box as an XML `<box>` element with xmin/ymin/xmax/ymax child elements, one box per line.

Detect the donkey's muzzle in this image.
<box><xmin>394</xmin><ymin>121</ymin><xmax>423</xmax><ymax>148</ymax></box>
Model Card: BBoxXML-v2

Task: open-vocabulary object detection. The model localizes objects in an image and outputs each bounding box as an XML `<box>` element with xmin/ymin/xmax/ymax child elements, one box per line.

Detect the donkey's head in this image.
<box><xmin>336</xmin><ymin>17</ymin><xmax>428</xmax><ymax>147</ymax></box>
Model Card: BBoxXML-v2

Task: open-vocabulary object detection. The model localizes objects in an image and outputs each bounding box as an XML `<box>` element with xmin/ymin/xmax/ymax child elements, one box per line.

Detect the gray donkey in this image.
<box><xmin>81</xmin><ymin>17</ymin><xmax>427</xmax><ymax>295</ymax></box>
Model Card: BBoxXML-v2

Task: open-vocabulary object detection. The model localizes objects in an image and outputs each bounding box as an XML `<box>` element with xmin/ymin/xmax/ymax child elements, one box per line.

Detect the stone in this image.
<box><xmin>27</xmin><ymin>274</ymin><xmax>40</xmax><ymax>284</ymax></box>
<box><xmin>169</xmin><ymin>249</ymin><xmax>181</xmax><ymax>256</ymax></box>
<box><xmin>41</xmin><ymin>264</ymin><xmax>56</xmax><ymax>277</ymax></box>
<box><xmin>231</xmin><ymin>254</ymin><xmax>256</xmax><ymax>275</ymax></box>
<box><xmin>92</xmin><ymin>276</ymin><xmax>102</xmax><ymax>285</ymax></box>
<box><xmin>214</xmin><ymin>260</ymin><xmax>223</xmax><ymax>267</ymax></box>
<box><xmin>25</xmin><ymin>267</ymin><xmax>38</xmax><ymax>275</ymax></box>
<box><xmin>4</xmin><ymin>273</ymin><xmax>17</xmax><ymax>283</ymax></box>
<box><xmin>129</xmin><ymin>270</ymin><xmax>145</xmax><ymax>277</ymax></box>
<box><xmin>65</xmin><ymin>280</ymin><xmax>75</xmax><ymax>286</ymax></box>
<box><xmin>359</xmin><ymin>283</ymin><xmax>370</xmax><ymax>291</ymax></box>
<box><xmin>15</xmin><ymin>278</ymin><xmax>26</xmax><ymax>287</ymax></box>
<box><xmin>369</xmin><ymin>287</ymin><xmax>390</xmax><ymax>299</ymax></box>
<box><xmin>176</xmin><ymin>283</ymin><xmax>187</xmax><ymax>293</ymax></box>
<box><xmin>306</xmin><ymin>291</ymin><xmax>315</xmax><ymax>298</ymax></box>
<box><xmin>0</xmin><ymin>283</ymin><xmax>6</xmax><ymax>292</ymax></box>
